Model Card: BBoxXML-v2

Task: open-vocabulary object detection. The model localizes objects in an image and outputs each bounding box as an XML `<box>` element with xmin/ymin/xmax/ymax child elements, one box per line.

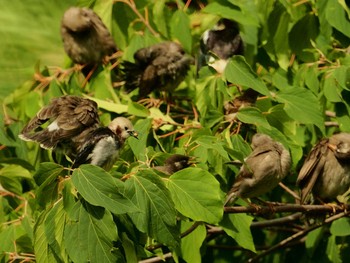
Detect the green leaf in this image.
<box><xmin>180</xmin><ymin>222</ymin><xmax>206</xmax><ymax>263</ymax></box>
<box><xmin>325</xmin><ymin>0</ymin><xmax>350</xmax><ymax>38</ymax></box>
<box><xmin>166</xmin><ymin>168</ymin><xmax>223</xmax><ymax>224</ymax></box>
<box><xmin>305</xmin><ymin>227</ymin><xmax>325</xmax><ymax>257</ymax></box>
<box><xmin>127</xmin><ymin>101</ymin><xmax>150</xmax><ymax>117</ymax></box>
<box><xmin>64</xmin><ymin>201</ymin><xmax>121</xmax><ymax>263</ymax></box>
<box><xmin>273</xmin><ymin>11</ymin><xmax>290</xmax><ymax>69</ymax></box>
<box><xmin>237</xmin><ymin>107</ymin><xmax>271</xmax><ymax>128</ymax></box>
<box><xmin>323</xmin><ymin>74</ymin><xmax>343</xmax><ymax>102</ymax></box>
<box><xmin>170</xmin><ymin>10</ymin><xmax>192</xmax><ymax>53</ymax></box>
<box><xmin>128</xmin><ymin>118</ymin><xmax>152</xmax><ymax>161</ymax></box>
<box><xmin>83</xmin><ymin>95</ymin><xmax>128</xmax><ymax>114</ymax></box>
<box><xmin>195</xmin><ymin>136</ymin><xmax>230</xmax><ymax>160</ymax></box>
<box><xmin>34</xmin><ymin>210</ymin><xmax>60</xmax><ymax>263</ymax></box>
<box><xmin>224</xmin><ymin>56</ymin><xmax>270</xmax><ymax>96</ymax></box>
<box><xmin>71</xmin><ymin>165</ymin><xmax>139</xmax><ymax>214</ymax></box>
<box><xmin>326</xmin><ymin>235</ymin><xmax>342</xmax><ymax>263</ymax></box>
<box><xmin>275</xmin><ymin>88</ymin><xmax>325</xmax><ymax>133</ymax></box>
<box><xmin>124</xmin><ymin>170</ymin><xmax>180</xmax><ymax>248</ymax></box>
<box><xmin>45</xmin><ymin>199</ymin><xmax>69</xmax><ymax>262</ymax></box>
<box><xmin>34</xmin><ymin>162</ymin><xmax>64</xmax><ymax>207</ymax></box>
<box><xmin>220</xmin><ymin>213</ymin><xmax>256</xmax><ymax>252</ymax></box>
<box><xmin>330</xmin><ymin>217</ymin><xmax>350</xmax><ymax>236</ymax></box>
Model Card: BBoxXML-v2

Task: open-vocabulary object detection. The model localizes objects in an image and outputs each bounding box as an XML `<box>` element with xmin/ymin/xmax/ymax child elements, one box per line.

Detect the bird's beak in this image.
<box><xmin>129</xmin><ymin>130</ymin><xmax>139</xmax><ymax>139</ymax></box>
<box><xmin>327</xmin><ymin>143</ymin><xmax>337</xmax><ymax>151</ymax></box>
<box><xmin>188</xmin><ymin>156</ymin><xmax>198</xmax><ymax>165</ymax></box>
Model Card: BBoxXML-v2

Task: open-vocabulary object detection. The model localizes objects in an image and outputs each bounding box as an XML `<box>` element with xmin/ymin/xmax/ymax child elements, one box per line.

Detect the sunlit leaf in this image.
<box><xmin>166</xmin><ymin>168</ymin><xmax>223</xmax><ymax>224</ymax></box>
<box><xmin>72</xmin><ymin>165</ymin><xmax>139</xmax><ymax>214</ymax></box>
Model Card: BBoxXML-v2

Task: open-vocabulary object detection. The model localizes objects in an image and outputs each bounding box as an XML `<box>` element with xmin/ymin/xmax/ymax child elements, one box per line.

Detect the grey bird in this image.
<box><xmin>224</xmin><ymin>133</ymin><xmax>291</xmax><ymax>205</ymax></box>
<box><xmin>61</xmin><ymin>7</ymin><xmax>117</xmax><ymax>65</ymax></box>
<box><xmin>72</xmin><ymin>117</ymin><xmax>138</xmax><ymax>171</ymax></box>
<box><xmin>297</xmin><ymin>133</ymin><xmax>350</xmax><ymax>204</ymax></box>
<box><xmin>154</xmin><ymin>154</ymin><xmax>194</xmax><ymax>175</ymax></box>
<box><xmin>19</xmin><ymin>95</ymin><xmax>138</xmax><ymax>170</ymax></box>
<box><xmin>122</xmin><ymin>41</ymin><xmax>194</xmax><ymax>98</ymax></box>
<box><xmin>200</xmin><ymin>19</ymin><xmax>243</xmax><ymax>73</ymax></box>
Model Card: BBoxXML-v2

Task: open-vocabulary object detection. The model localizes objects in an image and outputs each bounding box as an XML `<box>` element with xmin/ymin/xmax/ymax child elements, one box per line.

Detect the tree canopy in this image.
<box><xmin>1</xmin><ymin>0</ymin><xmax>350</xmax><ymax>262</ymax></box>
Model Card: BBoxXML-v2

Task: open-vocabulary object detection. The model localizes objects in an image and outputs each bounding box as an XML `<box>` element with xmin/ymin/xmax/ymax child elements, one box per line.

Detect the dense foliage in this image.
<box><xmin>1</xmin><ymin>0</ymin><xmax>350</xmax><ymax>262</ymax></box>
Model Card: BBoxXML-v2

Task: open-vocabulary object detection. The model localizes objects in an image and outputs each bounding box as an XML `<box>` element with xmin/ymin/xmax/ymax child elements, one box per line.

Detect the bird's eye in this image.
<box><xmin>124</xmin><ymin>126</ymin><xmax>129</xmax><ymax>131</ymax></box>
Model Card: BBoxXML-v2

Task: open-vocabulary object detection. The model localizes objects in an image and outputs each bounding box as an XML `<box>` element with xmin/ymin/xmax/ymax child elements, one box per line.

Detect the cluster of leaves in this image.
<box><xmin>1</xmin><ymin>0</ymin><xmax>350</xmax><ymax>262</ymax></box>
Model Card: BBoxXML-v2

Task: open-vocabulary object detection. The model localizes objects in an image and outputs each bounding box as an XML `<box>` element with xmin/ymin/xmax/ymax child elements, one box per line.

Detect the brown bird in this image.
<box><xmin>224</xmin><ymin>133</ymin><xmax>291</xmax><ymax>205</ymax></box>
<box><xmin>200</xmin><ymin>19</ymin><xmax>243</xmax><ymax>73</ymax></box>
<box><xmin>297</xmin><ymin>133</ymin><xmax>350</xmax><ymax>204</ymax></box>
<box><xmin>19</xmin><ymin>95</ymin><xmax>137</xmax><ymax>170</ymax></box>
<box><xmin>154</xmin><ymin>154</ymin><xmax>194</xmax><ymax>175</ymax></box>
<box><xmin>122</xmin><ymin>41</ymin><xmax>193</xmax><ymax>98</ymax></box>
<box><xmin>61</xmin><ymin>7</ymin><xmax>117</xmax><ymax>65</ymax></box>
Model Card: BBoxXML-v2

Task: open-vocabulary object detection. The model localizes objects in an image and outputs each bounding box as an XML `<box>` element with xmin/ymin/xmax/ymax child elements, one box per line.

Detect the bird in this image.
<box><xmin>224</xmin><ymin>88</ymin><xmax>260</xmax><ymax>122</ymax></box>
<box><xmin>61</xmin><ymin>7</ymin><xmax>118</xmax><ymax>66</ymax></box>
<box><xmin>19</xmin><ymin>95</ymin><xmax>100</xmax><ymax>157</ymax></box>
<box><xmin>72</xmin><ymin>117</ymin><xmax>138</xmax><ymax>171</ymax></box>
<box><xmin>19</xmin><ymin>95</ymin><xmax>138</xmax><ymax>170</ymax></box>
<box><xmin>121</xmin><ymin>41</ymin><xmax>194</xmax><ymax>98</ymax></box>
<box><xmin>224</xmin><ymin>133</ymin><xmax>291</xmax><ymax>205</ymax></box>
<box><xmin>297</xmin><ymin>133</ymin><xmax>350</xmax><ymax>204</ymax></box>
<box><xmin>153</xmin><ymin>154</ymin><xmax>194</xmax><ymax>175</ymax></box>
<box><xmin>199</xmin><ymin>19</ymin><xmax>243</xmax><ymax>74</ymax></box>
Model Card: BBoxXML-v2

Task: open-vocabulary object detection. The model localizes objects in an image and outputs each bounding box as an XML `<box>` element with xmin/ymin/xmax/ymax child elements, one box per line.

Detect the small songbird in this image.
<box><xmin>200</xmin><ymin>19</ymin><xmax>243</xmax><ymax>73</ymax></box>
<box><xmin>154</xmin><ymin>154</ymin><xmax>194</xmax><ymax>175</ymax></box>
<box><xmin>297</xmin><ymin>133</ymin><xmax>350</xmax><ymax>204</ymax></box>
<box><xmin>224</xmin><ymin>133</ymin><xmax>291</xmax><ymax>205</ymax></box>
<box><xmin>122</xmin><ymin>41</ymin><xmax>193</xmax><ymax>98</ymax></box>
<box><xmin>61</xmin><ymin>7</ymin><xmax>118</xmax><ymax>65</ymax></box>
<box><xmin>19</xmin><ymin>95</ymin><xmax>138</xmax><ymax>170</ymax></box>
<box><xmin>19</xmin><ymin>95</ymin><xmax>100</xmax><ymax>156</ymax></box>
<box><xmin>72</xmin><ymin>117</ymin><xmax>138</xmax><ymax>171</ymax></box>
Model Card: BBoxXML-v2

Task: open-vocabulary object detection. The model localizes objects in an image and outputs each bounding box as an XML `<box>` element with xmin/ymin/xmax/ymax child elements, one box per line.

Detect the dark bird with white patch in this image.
<box><xmin>200</xmin><ymin>19</ymin><xmax>243</xmax><ymax>73</ymax></box>
<box><xmin>19</xmin><ymin>95</ymin><xmax>138</xmax><ymax>170</ymax></box>
<box><xmin>154</xmin><ymin>154</ymin><xmax>195</xmax><ymax>175</ymax></box>
<box><xmin>61</xmin><ymin>7</ymin><xmax>118</xmax><ymax>66</ymax></box>
<box><xmin>297</xmin><ymin>133</ymin><xmax>350</xmax><ymax>204</ymax></box>
<box><xmin>122</xmin><ymin>41</ymin><xmax>194</xmax><ymax>98</ymax></box>
<box><xmin>224</xmin><ymin>133</ymin><xmax>291</xmax><ymax>205</ymax></box>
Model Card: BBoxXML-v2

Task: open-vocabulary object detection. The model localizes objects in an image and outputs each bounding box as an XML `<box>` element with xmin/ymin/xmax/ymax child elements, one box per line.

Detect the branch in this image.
<box><xmin>248</xmin><ymin>211</ymin><xmax>350</xmax><ymax>262</ymax></box>
<box><xmin>114</xmin><ymin>0</ymin><xmax>159</xmax><ymax>36</ymax></box>
<box><xmin>224</xmin><ymin>203</ymin><xmax>350</xmax><ymax>215</ymax></box>
<box><xmin>139</xmin><ymin>252</ymin><xmax>172</xmax><ymax>263</ymax></box>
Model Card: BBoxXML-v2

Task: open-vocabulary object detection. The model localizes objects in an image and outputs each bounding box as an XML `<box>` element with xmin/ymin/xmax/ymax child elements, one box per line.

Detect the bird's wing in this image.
<box><xmin>20</xmin><ymin>96</ymin><xmax>99</xmax><ymax>149</ymax></box>
<box><xmin>296</xmin><ymin>139</ymin><xmax>328</xmax><ymax>204</ymax></box>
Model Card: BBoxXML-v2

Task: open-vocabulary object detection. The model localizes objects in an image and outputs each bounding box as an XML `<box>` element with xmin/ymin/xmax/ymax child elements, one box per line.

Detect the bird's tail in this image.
<box><xmin>120</xmin><ymin>61</ymin><xmax>142</xmax><ymax>92</ymax></box>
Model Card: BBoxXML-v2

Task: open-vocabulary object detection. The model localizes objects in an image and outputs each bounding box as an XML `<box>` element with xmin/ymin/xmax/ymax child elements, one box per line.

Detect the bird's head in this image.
<box><xmin>165</xmin><ymin>154</ymin><xmax>196</xmax><ymax>172</ymax></box>
<box><xmin>251</xmin><ymin>133</ymin><xmax>274</xmax><ymax>149</ymax></box>
<box><xmin>62</xmin><ymin>7</ymin><xmax>92</xmax><ymax>32</ymax></box>
<box><xmin>108</xmin><ymin>117</ymin><xmax>138</xmax><ymax>142</ymax></box>
<box><xmin>328</xmin><ymin>133</ymin><xmax>350</xmax><ymax>159</ymax></box>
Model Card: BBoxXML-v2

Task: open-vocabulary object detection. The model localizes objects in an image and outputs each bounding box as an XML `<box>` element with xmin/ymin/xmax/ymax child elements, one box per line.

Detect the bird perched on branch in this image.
<box><xmin>61</xmin><ymin>7</ymin><xmax>118</xmax><ymax>70</ymax></box>
<box><xmin>154</xmin><ymin>154</ymin><xmax>195</xmax><ymax>175</ymax></box>
<box><xmin>122</xmin><ymin>41</ymin><xmax>193</xmax><ymax>98</ymax></box>
<box><xmin>297</xmin><ymin>133</ymin><xmax>350</xmax><ymax>204</ymax></box>
<box><xmin>224</xmin><ymin>133</ymin><xmax>291</xmax><ymax>205</ymax></box>
<box><xmin>19</xmin><ymin>95</ymin><xmax>137</xmax><ymax>170</ymax></box>
<box><xmin>200</xmin><ymin>19</ymin><xmax>243</xmax><ymax>73</ymax></box>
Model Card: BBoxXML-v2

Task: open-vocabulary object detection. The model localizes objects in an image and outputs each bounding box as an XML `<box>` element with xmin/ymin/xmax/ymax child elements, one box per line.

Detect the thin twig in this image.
<box><xmin>224</xmin><ymin>203</ymin><xmax>349</xmax><ymax>215</ymax></box>
<box><xmin>139</xmin><ymin>252</ymin><xmax>172</xmax><ymax>263</ymax></box>
<box><xmin>248</xmin><ymin>211</ymin><xmax>350</xmax><ymax>262</ymax></box>
<box><xmin>114</xmin><ymin>0</ymin><xmax>159</xmax><ymax>36</ymax></box>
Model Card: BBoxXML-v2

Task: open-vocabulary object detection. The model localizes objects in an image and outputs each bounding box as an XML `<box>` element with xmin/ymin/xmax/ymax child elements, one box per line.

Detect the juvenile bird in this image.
<box><xmin>154</xmin><ymin>154</ymin><xmax>194</xmax><ymax>175</ymax></box>
<box><xmin>19</xmin><ymin>95</ymin><xmax>137</xmax><ymax>170</ymax></box>
<box><xmin>224</xmin><ymin>133</ymin><xmax>291</xmax><ymax>205</ymax></box>
<box><xmin>200</xmin><ymin>19</ymin><xmax>243</xmax><ymax>73</ymax></box>
<box><xmin>61</xmin><ymin>7</ymin><xmax>118</xmax><ymax>66</ymax></box>
<box><xmin>297</xmin><ymin>133</ymin><xmax>350</xmax><ymax>204</ymax></box>
<box><xmin>72</xmin><ymin>117</ymin><xmax>138</xmax><ymax>171</ymax></box>
<box><xmin>122</xmin><ymin>41</ymin><xmax>193</xmax><ymax>98</ymax></box>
